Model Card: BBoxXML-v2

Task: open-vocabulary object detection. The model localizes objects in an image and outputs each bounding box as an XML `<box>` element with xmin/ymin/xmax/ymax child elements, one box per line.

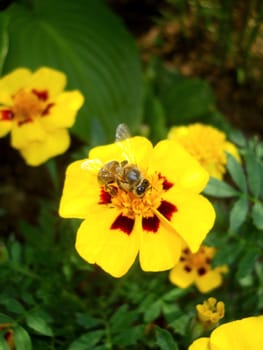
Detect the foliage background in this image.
<box><xmin>0</xmin><ymin>0</ymin><xmax>263</xmax><ymax>349</ymax></box>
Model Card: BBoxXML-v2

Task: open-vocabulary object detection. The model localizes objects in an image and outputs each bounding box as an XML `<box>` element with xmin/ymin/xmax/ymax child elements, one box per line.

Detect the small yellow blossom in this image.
<box><xmin>189</xmin><ymin>315</ymin><xmax>263</xmax><ymax>350</ymax></box>
<box><xmin>0</xmin><ymin>67</ymin><xmax>84</xmax><ymax>166</ymax></box>
<box><xmin>167</xmin><ymin>123</ymin><xmax>240</xmax><ymax>179</ymax></box>
<box><xmin>196</xmin><ymin>297</ymin><xmax>225</xmax><ymax>326</ymax></box>
<box><xmin>59</xmin><ymin>131</ymin><xmax>216</xmax><ymax>278</ymax></box>
<box><xmin>169</xmin><ymin>246</ymin><xmax>228</xmax><ymax>293</ymax></box>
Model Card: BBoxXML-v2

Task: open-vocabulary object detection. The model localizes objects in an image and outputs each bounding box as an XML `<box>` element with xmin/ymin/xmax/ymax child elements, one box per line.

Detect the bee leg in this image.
<box><xmin>105</xmin><ymin>184</ymin><xmax>118</xmax><ymax>196</ymax></box>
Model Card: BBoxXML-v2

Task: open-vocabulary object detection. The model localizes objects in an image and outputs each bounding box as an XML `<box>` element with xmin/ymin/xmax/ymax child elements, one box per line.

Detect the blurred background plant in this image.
<box><xmin>0</xmin><ymin>0</ymin><xmax>262</xmax><ymax>349</ymax></box>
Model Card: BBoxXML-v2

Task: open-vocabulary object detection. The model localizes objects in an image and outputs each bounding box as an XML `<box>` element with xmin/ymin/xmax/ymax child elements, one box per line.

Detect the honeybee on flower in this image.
<box><xmin>59</xmin><ymin>124</ymin><xmax>216</xmax><ymax>278</ymax></box>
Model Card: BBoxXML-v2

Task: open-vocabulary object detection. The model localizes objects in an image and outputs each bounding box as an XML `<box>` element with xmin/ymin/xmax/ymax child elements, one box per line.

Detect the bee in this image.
<box><xmin>82</xmin><ymin>124</ymin><xmax>150</xmax><ymax>197</ymax></box>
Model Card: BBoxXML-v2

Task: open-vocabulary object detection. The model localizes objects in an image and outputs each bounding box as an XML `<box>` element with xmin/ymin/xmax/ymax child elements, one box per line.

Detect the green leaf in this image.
<box><xmin>252</xmin><ymin>201</ymin><xmax>263</xmax><ymax>230</ymax></box>
<box><xmin>13</xmin><ymin>325</ymin><xmax>32</xmax><ymax>350</ymax></box>
<box><xmin>244</xmin><ymin>150</ymin><xmax>261</xmax><ymax>198</ymax></box>
<box><xmin>229</xmin><ymin>196</ymin><xmax>249</xmax><ymax>233</ymax></box>
<box><xmin>0</xmin><ymin>298</ymin><xmax>25</xmax><ymax>314</ymax></box>
<box><xmin>68</xmin><ymin>330</ymin><xmax>105</xmax><ymax>350</ymax></box>
<box><xmin>226</xmin><ymin>153</ymin><xmax>247</xmax><ymax>192</ymax></box>
<box><xmin>25</xmin><ymin>312</ymin><xmax>53</xmax><ymax>336</ymax></box>
<box><xmin>236</xmin><ymin>248</ymin><xmax>258</xmax><ymax>280</ymax></box>
<box><xmin>144</xmin><ymin>300</ymin><xmax>163</xmax><ymax>323</ymax></box>
<box><xmin>203</xmin><ymin>177</ymin><xmax>239</xmax><ymax>198</ymax></box>
<box><xmin>155</xmin><ymin>327</ymin><xmax>178</xmax><ymax>350</ymax></box>
<box><xmin>3</xmin><ymin>0</ymin><xmax>143</xmax><ymax>143</ymax></box>
<box><xmin>0</xmin><ymin>336</ymin><xmax>10</xmax><ymax>350</ymax></box>
<box><xmin>160</xmin><ymin>75</ymin><xmax>214</xmax><ymax>124</ymax></box>
<box><xmin>0</xmin><ymin>13</ymin><xmax>9</xmax><ymax>74</ymax></box>
<box><xmin>110</xmin><ymin>304</ymin><xmax>138</xmax><ymax>333</ymax></box>
<box><xmin>229</xmin><ymin>130</ymin><xmax>246</xmax><ymax>147</ymax></box>
<box><xmin>0</xmin><ymin>313</ymin><xmax>14</xmax><ymax>324</ymax></box>
<box><xmin>113</xmin><ymin>325</ymin><xmax>145</xmax><ymax>346</ymax></box>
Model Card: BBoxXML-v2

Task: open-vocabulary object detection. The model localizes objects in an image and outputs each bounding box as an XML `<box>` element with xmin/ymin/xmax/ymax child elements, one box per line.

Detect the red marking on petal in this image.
<box><xmin>158</xmin><ymin>173</ymin><xmax>174</xmax><ymax>190</ymax></box>
<box><xmin>142</xmin><ymin>215</ymin><xmax>160</xmax><ymax>233</ymax></box>
<box><xmin>1</xmin><ymin>109</ymin><xmax>14</xmax><ymax>121</ymax></box>
<box><xmin>99</xmin><ymin>188</ymin><xmax>112</xmax><ymax>204</ymax></box>
<box><xmin>18</xmin><ymin>117</ymin><xmax>33</xmax><ymax>126</ymax></box>
<box><xmin>197</xmin><ymin>267</ymin><xmax>207</xmax><ymax>276</ymax></box>
<box><xmin>41</xmin><ymin>102</ymin><xmax>55</xmax><ymax>116</ymax></box>
<box><xmin>184</xmin><ymin>265</ymin><xmax>192</xmax><ymax>272</ymax></box>
<box><xmin>111</xmin><ymin>214</ymin><xmax>134</xmax><ymax>235</ymax></box>
<box><xmin>157</xmin><ymin>200</ymin><xmax>177</xmax><ymax>221</ymax></box>
<box><xmin>32</xmin><ymin>89</ymin><xmax>48</xmax><ymax>101</ymax></box>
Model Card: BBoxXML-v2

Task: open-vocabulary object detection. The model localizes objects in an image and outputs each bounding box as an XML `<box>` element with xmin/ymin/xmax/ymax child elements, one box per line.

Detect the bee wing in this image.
<box><xmin>81</xmin><ymin>159</ymin><xmax>103</xmax><ymax>174</ymax></box>
<box><xmin>115</xmin><ymin>123</ymin><xmax>136</xmax><ymax>163</ymax></box>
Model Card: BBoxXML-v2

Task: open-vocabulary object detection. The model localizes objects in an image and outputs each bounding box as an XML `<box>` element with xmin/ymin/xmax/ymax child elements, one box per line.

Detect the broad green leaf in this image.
<box><xmin>203</xmin><ymin>177</ymin><xmax>239</xmax><ymax>198</ymax></box>
<box><xmin>13</xmin><ymin>325</ymin><xmax>32</xmax><ymax>350</ymax></box>
<box><xmin>160</xmin><ymin>75</ymin><xmax>214</xmax><ymax>124</ymax></box>
<box><xmin>252</xmin><ymin>201</ymin><xmax>263</xmax><ymax>230</ymax></box>
<box><xmin>244</xmin><ymin>150</ymin><xmax>261</xmax><ymax>198</ymax></box>
<box><xmin>229</xmin><ymin>196</ymin><xmax>249</xmax><ymax>233</ymax></box>
<box><xmin>68</xmin><ymin>330</ymin><xmax>105</xmax><ymax>350</ymax></box>
<box><xmin>25</xmin><ymin>312</ymin><xmax>53</xmax><ymax>336</ymax></box>
<box><xmin>155</xmin><ymin>326</ymin><xmax>179</xmax><ymax>350</ymax></box>
<box><xmin>0</xmin><ymin>13</ymin><xmax>9</xmax><ymax>74</ymax></box>
<box><xmin>226</xmin><ymin>153</ymin><xmax>247</xmax><ymax>192</ymax></box>
<box><xmin>3</xmin><ymin>0</ymin><xmax>143</xmax><ymax>143</ymax></box>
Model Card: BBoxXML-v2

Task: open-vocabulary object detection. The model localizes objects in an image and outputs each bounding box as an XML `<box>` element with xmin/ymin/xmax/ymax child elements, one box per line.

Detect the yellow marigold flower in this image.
<box><xmin>59</xmin><ymin>128</ymin><xmax>216</xmax><ymax>278</ymax></box>
<box><xmin>0</xmin><ymin>67</ymin><xmax>84</xmax><ymax>166</ymax></box>
<box><xmin>169</xmin><ymin>245</ymin><xmax>228</xmax><ymax>293</ymax></box>
<box><xmin>188</xmin><ymin>315</ymin><xmax>263</xmax><ymax>350</ymax></box>
<box><xmin>167</xmin><ymin>123</ymin><xmax>240</xmax><ymax>179</ymax></box>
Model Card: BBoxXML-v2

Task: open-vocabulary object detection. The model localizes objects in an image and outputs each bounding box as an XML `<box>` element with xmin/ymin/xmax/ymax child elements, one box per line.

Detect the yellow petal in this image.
<box><xmin>224</xmin><ymin>141</ymin><xmax>241</xmax><ymax>162</ymax></box>
<box><xmin>139</xmin><ymin>218</ymin><xmax>183</xmax><ymax>271</ymax></box>
<box><xmin>19</xmin><ymin>129</ymin><xmax>70</xmax><ymax>166</ymax></box>
<box><xmin>25</xmin><ymin>67</ymin><xmax>66</xmax><ymax>98</ymax></box>
<box><xmin>11</xmin><ymin>119</ymin><xmax>46</xmax><ymax>149</ymax></box>
<box><xmin>89</xmin><ymin>136</ymin><xmax>153</xmax><ymax>168</ymax></box>
<box><xmin>195</xmin><ymin>270</ymin><xmax>223</xmax><ymax>293</ymax></box>
<box><xmin>0</xmin><ymin>119</ymin><xmax>13</xmax><ymax>137</ymax></box>
<box><xmin>0</xmin><ymin>68</ymin><xmax>32</xmax><ymax>105</ymax></box>
<box><xmin>210</xmin><ymin>316</ymin><xmax>263</xmax><ymax>350</ymax></box>
<box><xmin>149</xmin><ymin>140</ymin><xmax>209</xmax><ymax>194</ymax></box>
<box><xmin>169</xmin><ymin>263</ymin><xmax>196</xmax><ymax>288</ymax></box>
<box><xmin>188</xmin><ymin>337</ymin><xmax>210</xmax><ymax>350</ymax></box>
<box><xmin>59</xmin><ymin>159</ymin><xmax>101</xmax><ymax>219</ymax></box>
<box><xmin>163</xmin><ymin>189</ymin><xmax>216</xmax><ymax>252</ymax></box>
<box><xmin>75</xmin><ymin>207</ymin><xmax>140</xmax><ymax>278</ymax></box>
<box><xmin>41</xmin><ymin>90</ymin><xmax>84</xmax><ymax>130</ymax></box>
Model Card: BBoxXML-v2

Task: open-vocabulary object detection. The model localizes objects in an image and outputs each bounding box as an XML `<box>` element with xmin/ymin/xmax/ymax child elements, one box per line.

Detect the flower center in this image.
<box><xmin>0</xmin><ymin>88</ymin><xmax>54</xmax><ymax>126</ymax></box>
<box><xmin>98</xmin><ymin>169</ymin><xmax>177</xmax><ymax>235</ymax></box>
<box><xmin>111</xmin><ymin>172</ymin><xmax>164</xmax><ymax>219</ymax></box>
<box><xmin>13</xmin><ymin>90</ymin><xmax>45</xmax><ymax>123</ymax></box>
<box><xmin>181</xmin><ymin>246</ymin><xmax>213</xmax><ymax>276</ymax></box>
